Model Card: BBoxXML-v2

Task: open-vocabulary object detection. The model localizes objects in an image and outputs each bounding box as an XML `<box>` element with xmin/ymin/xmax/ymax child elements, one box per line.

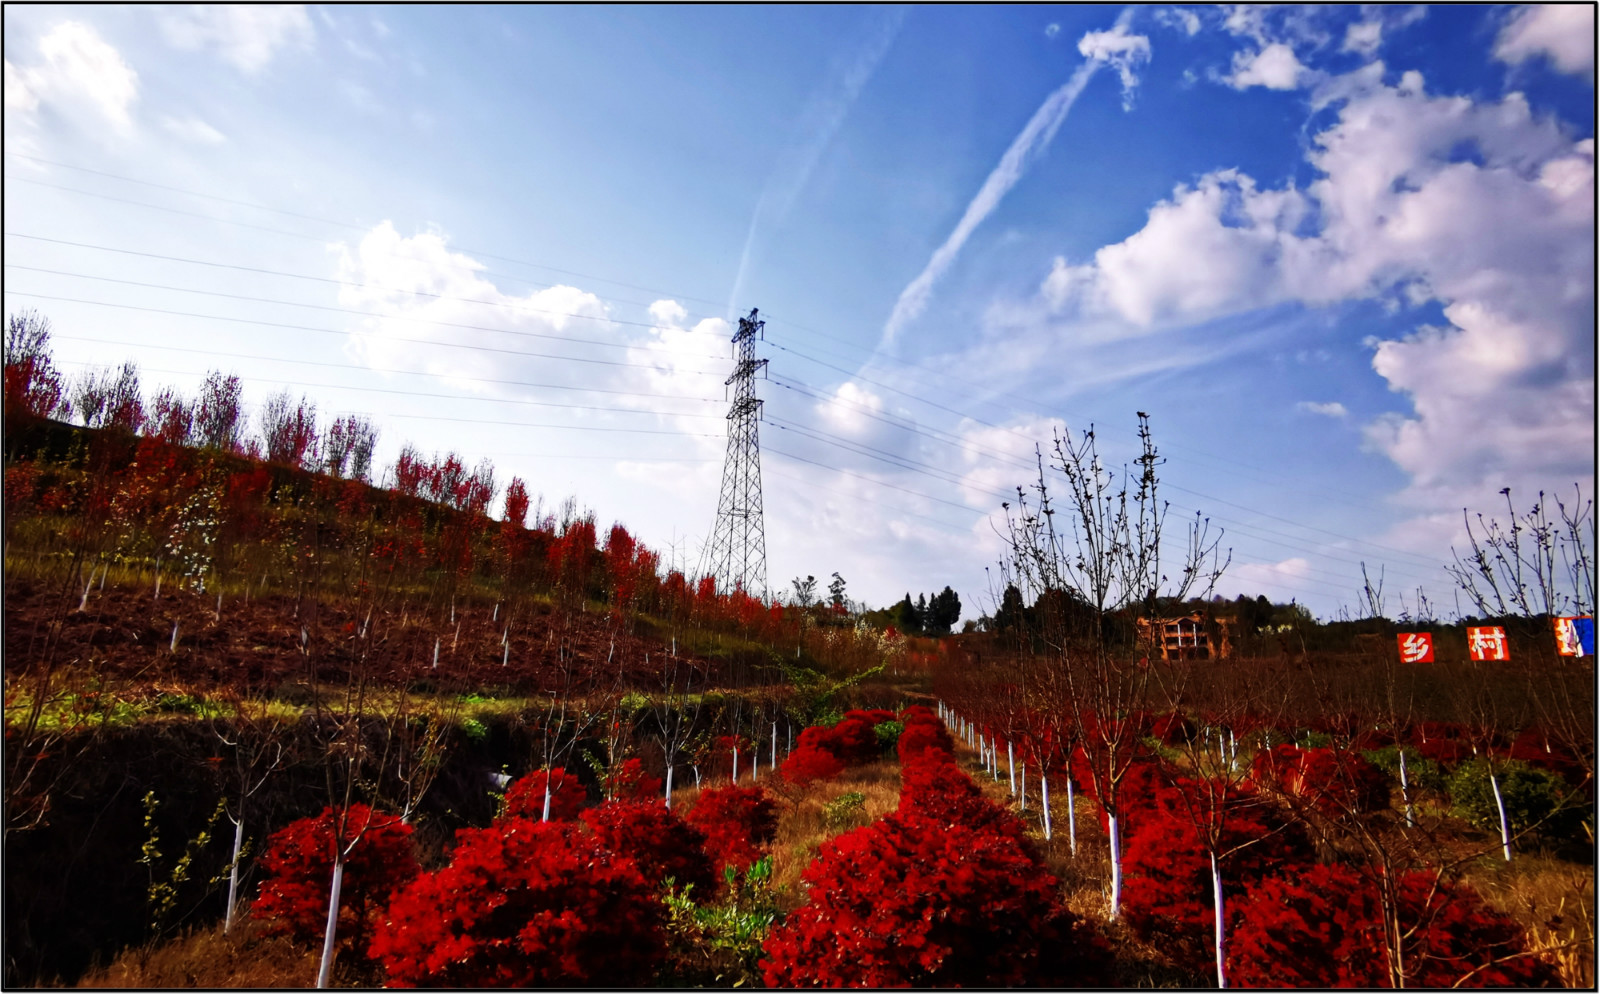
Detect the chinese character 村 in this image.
<box><xmin>1467</xmin><ymin>626</ymin><xmax>1509</xmax><ymax>662</ymax></box>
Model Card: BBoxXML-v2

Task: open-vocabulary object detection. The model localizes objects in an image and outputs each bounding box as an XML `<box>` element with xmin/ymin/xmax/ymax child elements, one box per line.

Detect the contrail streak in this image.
<box><xmin>878</xmin><ymin>57</ymin><xmax>1102</xmax><ymax>350</ymax></box>
<box><xmin>727</xmin><ymin>6</ymin><xmax>909</xmax><ymax>319</ymax></box>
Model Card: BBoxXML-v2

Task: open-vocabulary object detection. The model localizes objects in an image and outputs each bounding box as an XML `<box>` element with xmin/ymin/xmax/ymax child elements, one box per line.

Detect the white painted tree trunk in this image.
<box><xmin>1212</xmin><ymin>852</ymin><xmax>1227</xmax><ymax>988</ymax></box>
<box><xmin>1020</xmin><ymin>763</ymin><xmax>1027</xmax><ymax>811</ymax></box>
<box><xmin>732</xmin><ymin>747</ymin><xmax>739</xmax><ymax>784</ymax></box>
<box><xmin>223</xmin><ymin>815</ymin><xmax>244</xmax><ymax>934</ymax></box>
<box><xmin>1007</xmin><ymin>741</ymin><xmax>1016</xmax><ymax>795</ymax></box>
<box><xmin>1108</xmin><ymin>812</ymin><xmax>1123</xmax><ymax>917</ymax></box>
<box><xmin>772</xmin><ymin>722</ymin><xmax>777</xmax><ymax>770</ymax></box>
<box><xmin>1042</xmin><ymin>772</ymin><xmax>1053</xmax><ymax>841</ymax></box>
<box><xmin>432</xmin><ymin>638</ymin><xmax>440</xmax><ymax>669</ymax></box>
<box><xmin>1399</xmin><ymin>748</ymin><xmax>1413</xmax><ymax>828</ymax></box>
<box><xmin>1066</xmin><ymin>776</ymin><xmax>1077</xmax><ymax>856</ymax></box>
<box><xmin>170</xmin><ymin>622</ymin><xmax>180</xmax><ymax>652</ymax></box>
<box><xmin>665</xmin><ymin>763</ymin><xmax>674</xmax><ymax>809</ymax></box>
<box><xmin>315</xmin><ymin>858</ymin><xmax>345</xmax><ymax>988</ymax></box>
<box><xmin>1490</xmin><ymin>770</ymin><xmax>1512</xmax><ymax>861</ymax></box>
<box><xmin>502</xmin><ymin>644</ymin><xmax>509</xmax><ymax>666</ymax></box>
<box><xmin>541</xmin><ymin>778</ymin><xmax>552</xmax><ymax>822</ymax></box>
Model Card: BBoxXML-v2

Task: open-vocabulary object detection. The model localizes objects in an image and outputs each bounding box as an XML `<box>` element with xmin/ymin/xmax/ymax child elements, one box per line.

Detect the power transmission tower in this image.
<box><xmin>702</xmin><ymin>308</ymin><xmax>769</xmax><ymax>597</ymax></box>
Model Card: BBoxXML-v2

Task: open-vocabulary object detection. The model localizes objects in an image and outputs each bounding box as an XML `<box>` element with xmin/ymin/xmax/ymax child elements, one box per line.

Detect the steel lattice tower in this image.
<box><xmin>702</xmin><ymin>308</ymin><xmax>768</xmax><ymax>597</ymax></box>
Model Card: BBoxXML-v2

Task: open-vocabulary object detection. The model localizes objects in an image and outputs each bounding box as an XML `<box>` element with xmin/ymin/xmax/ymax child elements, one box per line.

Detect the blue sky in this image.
<box><xmin>5</xmin><ymin>4</ymin><xmax>1594</xmax><ymax>621</ymax></box>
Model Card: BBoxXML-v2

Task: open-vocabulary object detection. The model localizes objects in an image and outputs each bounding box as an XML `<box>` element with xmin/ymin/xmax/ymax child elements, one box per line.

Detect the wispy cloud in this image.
<box><xmin>1297</xmin><ymin>400</ymin><xmax>1348</xmax><ymax>418</ymax></box>
<box><xmin>727</xmin><ymin>6</ymin><xmax>909</xmax><ymax>317</ymax></box>
<box><xmin>878</xmin><ymin>11</ymin><xmax>1147</xmax><ymax>350</ymax></box>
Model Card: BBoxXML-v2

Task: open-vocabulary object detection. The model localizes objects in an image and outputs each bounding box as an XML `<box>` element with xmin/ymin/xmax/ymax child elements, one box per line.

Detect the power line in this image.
<box><xmin>1</xmin><ymin>290</ymin><xmax>728</xmax><ymax>375</ymax></box>
<box><xmin>6</xmin><ymin>155</ymin><xmax>737</xmax><ymax>315</ymax></box>
<box><xmin>53</xmin><ymin>358</ymin><xmax>724</xmax><ymax>420</ymax></box>
<box><xmin>48</xmin><ymin>334</ymin><xmax>726</xmax><ymax>403</ymax></box>
<box><xmin>4</xmin><ymin>263</ymin><xmax>729</xmax><ymax>356</ymax></box>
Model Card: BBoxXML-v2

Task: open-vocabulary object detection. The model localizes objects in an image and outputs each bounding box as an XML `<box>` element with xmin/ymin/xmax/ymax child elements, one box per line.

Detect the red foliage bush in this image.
<box><xmin>580</xmin><ymin>800</ymin><xmax>716</xmax><ymax>895</ymax></box>
<box><xmin>823</xmin><ymin>716</ymin><xmax>881</xmax><ymax>765</ymax></box>
<box><xmin>251</xmin><ymin>804</ymin><xmax>419</xmax><ymax>956</ymax></box>
<box><xmin>778</xmin><ymin>745</ymin><xmax>845</xmax><ymax>787</ymax></box>
<box><xmin>1229</xmin><ymin>864</ymin><xmax>1558</xmax><ymax>988</ymax></box>
<box><xmin>502</xmin><ymin>767</ymin><xmax>586</xmax><ymax>821</ymax></box>
<box><xmin>897</xmin><ymin>760</ymin><xmax>1031</xmax><ymax>850</ymax></box>
<box><xmin>604</xmin><ymin>757</ymin><xmax>663</xmax><ymax>801</ymax></box>
<box><xmin>896</xmin><ymin>719</ymin><xmax>955</xmax><ymax>765</ymax></box>
<box><xmin>844</xmin><ymin>708</ymin><xmax>896</xmax><ymax>726</ymax></box>
<box><xmin>1249</xmin><ymin>746</ymin><xmax>1390</xmax><ymax>816</ymax></box>
<box><xmin>1120</xmin><ymin>778</ymin><xmax>1314</xmax><ymax>946</ymax></box>
<box><xmin>682</xmin><ymin>785</ymin><xmax>778</xmax><ymax>874</ymax></box>
<box><xmin>370</xmin><ymin>818</ymin><xmax>665</xmax><ymax>986</ymax></box>
<box><xmin>761</xmin><ymin>811</ymin><xmax>1110</xmax><ymax>987</ymax></box>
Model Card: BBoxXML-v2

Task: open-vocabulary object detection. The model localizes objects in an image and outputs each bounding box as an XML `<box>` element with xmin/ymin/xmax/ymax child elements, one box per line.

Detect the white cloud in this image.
<box><xmin>1026</xmin><ymin>68</ymin><xmax>1593</xmax><ymax>514</ymax></box>
<box><xmin>1045</xmin><ymin>23</ymin><xmax>1061</xmax><ymax>40</ymax></box>
<box><xmin>1154</xmin><ymin>8</ymin><xmax>1202</xmax><ymax>37</ymax></box>
<box><xmin>1494</xmin><ymin>4</ymin><xmax>1595</xmax><ymax>79</ymax></box>
<box><xmin>5</xmin><ymin>22</ymin><xmax>139</xmax><ymax>133</ymax></box>
<box><xmin>1222</xmin><ymin>557</ymin><xmax>1314</xmax><ymax>601</ymax></box>
<box><xmin>1341</xmin><ymin>21</ymin><xmax>1383</xmax><ymax>57</ymax></box>
<box><xmin>815</xmin><ymin>382</ymin><xmax>886</xmax><ymax>437</ymax></box>
<box><xmin>1296</xmin><ymin>400</ymin><xmax>1348</xmax><ymax>418</ymax></box>
<box><xmin>1077</xmin><ymin>22</ymin><xmax>1153</xmax><ymax>109</ymax></box>
<box><xmin>5</xmin><ymin>59</ymin><xmax>39</xmax><ymax>113</ymax></box>
<box><xmin>1226</xmin><ymin>42</ymin><xmax>1307</xmax><ymax>90</ymax></box>
<box><xmin>160</xmin><ymin>5</ymin><xmax>314</xmax><ymax>73</ymax></box>
<box><xmin>160</xmin><ymin>114</ymin><xmax>225</xmax><ymax>144</ymax></box>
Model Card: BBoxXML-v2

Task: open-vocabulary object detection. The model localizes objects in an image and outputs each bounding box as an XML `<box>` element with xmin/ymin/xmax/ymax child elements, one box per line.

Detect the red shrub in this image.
<box><xmin>580</xmin><ymin>800</ymin><xmax>716</xmax><ymax>895</ymax></box>
<box><xmin>761</xmin><ymin>811</ymin><xmax>1110</xmax><ymax>987</ymax></box>
<box><xmin>778</xmin><ymin>746</ymin><xmax>845</xmax><ymax>787</ymax></box>
<box><xmin>1120</xmin><ymin>778</ymin><xmax>1315</xmax><ymax>946</ymax></box>
<box><xmin>896</xmin><ymin>720</ymin><xmax>954</xmax><ymax>765</ymax></box>
<box><xmin>897</xmin><ymin>760</ymin><xmax>1031</xmax><ymax>850</ymax></box>
<box><xmin>605</xmin><ymin>757</ymin><xmax>663</xmax><ymax>801</ymax></box>
<box><xmin>682</xmin><ymin>785</ymin><xmax>778</xmax><ymax>874</ymax></box>
<box><xmin>825</xmin><ymin>716</ymin><xmax>882</xmax><ymax>764</ymax></box>
<box><xmin>1249</xmin><ymin>746</ymin><xmax>1390</xmax><ymax>816</ymax></box>
<box><xmin>370</xmin><ymin>818</ymin><xmax>664</xmax><ymax>986</ymax></box>
<box><xmin>843</xmin><ymin>708</ymin><xmax>896</xmax><ymax>726</ymax></box>
<box><xmin>502</xmin><ymin>767</ymin><xmax>586</xmax><ymax>821</ymax></box>
<box><xmin>1229</xmin><ymin>862</ymin><xmax>1380</xmax><ymax>987</ymax></box>
<box><xmin>899</xmin><ymin>704</ymin><xmax>937</xmax><ymax>722</ymax></box>
<box><xmin>251</xmin><ymin>804</ymin><xmax>419</xmax><ymax>956</ymax></box>
<box><xmin>1229</xmin><ymin>864</ymin><xmax>1558</xmax><ymax>988</ymax></box>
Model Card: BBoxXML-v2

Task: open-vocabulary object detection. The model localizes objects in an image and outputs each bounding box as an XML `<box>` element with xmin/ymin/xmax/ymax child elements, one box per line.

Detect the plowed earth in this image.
<box><xmin>4</xmin><ymin>575</ymin><xmax>716</xmax><ymax>697</ymax></box>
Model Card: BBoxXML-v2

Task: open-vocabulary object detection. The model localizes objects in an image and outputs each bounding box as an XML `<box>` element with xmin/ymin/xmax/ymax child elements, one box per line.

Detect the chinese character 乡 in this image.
<box><xmin>1397</xmin><ymin>632</ymin><xmax>1433</xmax><ymax>663</ymax></box>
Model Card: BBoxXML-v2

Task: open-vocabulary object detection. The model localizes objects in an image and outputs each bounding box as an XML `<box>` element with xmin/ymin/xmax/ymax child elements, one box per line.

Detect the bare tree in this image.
<box><xmin>1000</xmin><ymin>413</ymin><xmax>1228</xmax><ymax>918</ymax></box>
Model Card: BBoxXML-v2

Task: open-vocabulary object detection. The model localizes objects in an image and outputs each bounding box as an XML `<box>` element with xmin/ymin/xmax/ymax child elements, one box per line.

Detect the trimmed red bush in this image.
<box><xmin>1120</xmin><ymin>778</ymin><xmax>1315</xmax><ymax>947</ymax></box>
<box><xmin>1249</xmin><ymin>746</ymin><xmax>1390</xmax><ymax>816</ymax></box>
<box><xmin>761</xmin><ymin>811</ymin><xmax>1110</xmax><ymax>987</ymax></box>
<box><xmin>1228</xmin><ymin>864</ymin><xmax>1558</xmax><ymax>988</ymax></box>
<box><xmin>778</xmin><ymin>745</ymin><xmax>845</xmax><ymax>787</ymax></box>
<box><xmin>897</xmin><ymin>760</ymin><xmax>1031</xmax><ymax>850</ymax></box>
<box><xmin>251</xmin><ymin>804</ymin><xmax>419</xmax><ymax>956</ymax></box>
<box><xmin>896</xmin><ymin>720</ymin><xmax>955</xmax><ymax>765</ymax></box>
<box><xmin>604</xmin><ymin>757</ymin><xmax>663</xmax><ymax>801</ymax></box>
<box><xmin>823</xmin><ymin>716</ymin><xmax>881</xmax><ymax>764</ymax></box>
<box><xmin>502</xmin><ymin>767</ymin><xmax>585</xmax><ymax>821</ymax></box>
<box><xmin>682</xmin><ymin>785</ymin><xmax>778</xmax><ymax>874</ymax></box>
<box><xmin>370</xmin><ymin>818</ymin><xmax>665</xmax><ymax>986</ymax></box>
<box><xmin>580</xmin><ymin>800</ymin><xmax>716</xmax><ymax>895</ymax></box>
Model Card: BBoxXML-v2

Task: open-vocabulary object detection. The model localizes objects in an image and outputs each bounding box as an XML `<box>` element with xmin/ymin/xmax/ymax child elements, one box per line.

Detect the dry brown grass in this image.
<box><xmin>1463</xmin><ymin>853</ymin><xmax>1596</xmax><ymax>989</ymax></box>
<box><xmin>764</xmin><ymin>760</ymin><xmax>903</xmax><ymax>910</ymax></box>
<box><xmin>75</xmin><ymin>916</ymin><xmax>319</xmax><ymax>989</ymax></box>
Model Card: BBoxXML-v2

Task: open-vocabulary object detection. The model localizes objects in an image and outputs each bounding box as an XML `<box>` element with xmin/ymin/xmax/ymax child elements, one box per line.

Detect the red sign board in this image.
<box><xmin>1467</xmin><ymin>626</ymin><xmax>1509</xmax><ymax>661</ymax></box>
<box><xmin>1397</xmin><ymin>632</ymin><xmax>1434</xmax><ymax>663</ymax></box>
